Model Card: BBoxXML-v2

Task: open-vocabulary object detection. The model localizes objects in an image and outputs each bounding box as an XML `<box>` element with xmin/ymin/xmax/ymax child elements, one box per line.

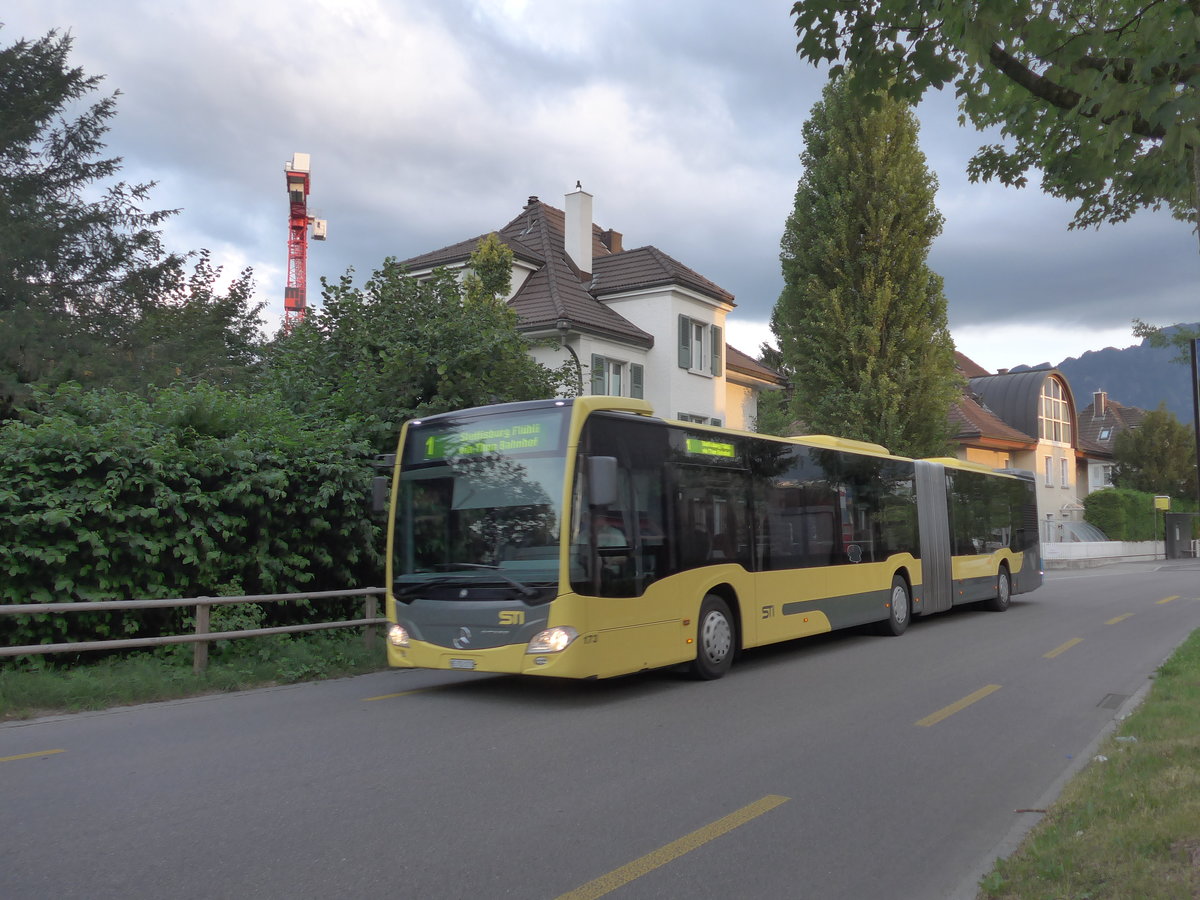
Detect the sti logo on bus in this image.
<box><xmin>499</xmin><ymin>610</ymin><xmax>525</xmax><ymax>625</ymax></box>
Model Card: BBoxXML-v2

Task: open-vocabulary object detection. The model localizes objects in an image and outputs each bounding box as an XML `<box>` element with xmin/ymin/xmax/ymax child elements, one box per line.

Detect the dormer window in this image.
<box><xmin>678</xmin><ymin>315</ymin><xmax>723</xmax><ymax>376</ymax></box>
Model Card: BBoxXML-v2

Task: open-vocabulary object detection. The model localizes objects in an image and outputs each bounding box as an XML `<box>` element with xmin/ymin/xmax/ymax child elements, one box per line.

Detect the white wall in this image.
<box><xmin>521</xmin><ymin>274</ymin><xmax>769</xmax><ymax>427</ymax></box>
<box><xmin>1087</xmin><ymin>461</ymin><xmax>1114</xmax><ymax>493</ymax></box>
<box><xmin>527</xmin><ymin>334</ymin><xmax>650</xmax><ymax>402</ymax></box>
<box><xmin>1035</xmin><ymin>440</ymin><xmax>1080</xmax><ymax>520</ymax></box>
<box><xmin>603</xmin><ymin>286</ymin><xmax>733</xmax><ymax>424</ymax></box>
<box><xmin>1041</xmin><ymin>541</ymin><xmax>1161</xmax><ymax>567</ymax></box>
<box><xmin>724</xmin><ymin>381</ymin><xmax>756</xmax><ymax>431</ymax></box>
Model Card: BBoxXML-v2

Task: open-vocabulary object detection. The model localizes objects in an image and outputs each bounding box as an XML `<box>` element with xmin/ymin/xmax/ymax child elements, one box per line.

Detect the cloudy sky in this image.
<box><xmin>6</xmin><ymin>0</ymin><xmax>1199</xmax><ymax>373</ymax></box>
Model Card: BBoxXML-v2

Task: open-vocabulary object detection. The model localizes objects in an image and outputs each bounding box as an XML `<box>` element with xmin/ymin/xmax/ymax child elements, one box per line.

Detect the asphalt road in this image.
<box><xmin>4</xmin><ymin>560</ymin><xmax>1199</xmax><ymax>900</ymax></box>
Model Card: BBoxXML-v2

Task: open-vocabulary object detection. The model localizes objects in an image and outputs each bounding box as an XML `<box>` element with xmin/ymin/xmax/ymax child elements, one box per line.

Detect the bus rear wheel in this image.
<box><xmin>690</xmin><ymin>594</ymin><xmax>734</xmax><ymax>680</ymax></box>
<box><xmin>879</xmin><ymin>575</ymin><xmax>910</xmax><ymax>636</ymax></box>
<box><xmin>984</xmin><ymin>566</ymin><xmax>1011</xmax><ymax>612</ymax></box>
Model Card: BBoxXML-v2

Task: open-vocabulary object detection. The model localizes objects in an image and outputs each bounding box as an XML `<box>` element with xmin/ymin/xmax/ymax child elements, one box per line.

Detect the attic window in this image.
<box><xmin>1098</xmin><ymin>427</ymin><xmax>1113</xmax><ymax>441</ymax></box>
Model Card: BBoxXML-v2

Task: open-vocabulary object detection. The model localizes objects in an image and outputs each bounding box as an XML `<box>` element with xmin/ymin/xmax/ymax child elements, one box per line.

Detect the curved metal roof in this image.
<box><xmin>969</xmin><ymin>369</ymin><xmax>1077</xmax><ymax>444</ymax></box>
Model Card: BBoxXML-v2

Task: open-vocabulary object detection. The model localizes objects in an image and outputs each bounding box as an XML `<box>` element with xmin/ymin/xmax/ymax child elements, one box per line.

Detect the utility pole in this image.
<box><xmin>1191</xmin><ymin>338</ymin><xmax>1200</xmax><ymax>504</ymax></box>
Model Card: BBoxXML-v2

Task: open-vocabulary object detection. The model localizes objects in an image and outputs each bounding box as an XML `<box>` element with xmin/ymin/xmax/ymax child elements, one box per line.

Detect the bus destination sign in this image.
<box><xmin>686</xmin><ymin>437</ymin><xmax>736</xmax><ymax>458</ymax></box>
<box><xmin>414</xmin><ymin>415</ymin><xmax>562</xmax><ymax>463</ymax></box>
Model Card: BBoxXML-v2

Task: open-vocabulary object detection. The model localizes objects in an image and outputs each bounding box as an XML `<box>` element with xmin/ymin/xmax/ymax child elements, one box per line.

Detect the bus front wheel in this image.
<box><xmin>984</xmin><ymin>566</ymin><xmax>1011</xmax><ymax>612</ymax></box>
<box><xmin>879</xmin><ymin>575</ymin><xmax>910</xmax><ymax>636</ymax></box>
<box><xmin>690</xmin><ymin>594</ymin><xmax>734</xmax><ymax>680</ymax></box>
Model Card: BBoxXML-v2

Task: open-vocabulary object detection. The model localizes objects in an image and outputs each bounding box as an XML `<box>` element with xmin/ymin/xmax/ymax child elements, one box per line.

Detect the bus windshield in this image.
<box><xmin>393</xmin><ymin>407</ymin><xmax>569</xmax><ymax>588</ymax></box>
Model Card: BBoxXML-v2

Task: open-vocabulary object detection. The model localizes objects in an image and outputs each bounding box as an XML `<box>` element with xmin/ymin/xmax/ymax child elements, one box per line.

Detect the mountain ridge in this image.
<box><xmin>1005</xmin><ymin>324</ymin><xmax>1198</xmax><ymax>424</ymax></box>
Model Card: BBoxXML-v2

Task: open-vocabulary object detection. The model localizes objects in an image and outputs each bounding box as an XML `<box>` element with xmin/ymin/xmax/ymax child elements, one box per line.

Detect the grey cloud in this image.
<box><xmin>3</xmin><ymin>0</ymin><xmax>1195</xmax><ymax>350</ymax></box>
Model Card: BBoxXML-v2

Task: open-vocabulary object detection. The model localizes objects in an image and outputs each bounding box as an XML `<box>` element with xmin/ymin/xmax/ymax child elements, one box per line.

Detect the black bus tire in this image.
<box><xmin>690</xmin><ymin>594</ymin><xmax>734</xmax><ymax>680</ymax></box>
<box><xmin>879</xmin><ymin>574</ymin><xmax>910</xmax><ymax>636</ymax></box>
<box><xmin>984</xmin><ymin>566</ymin><xmax>1011</xmax><ymax>612</ymax></box>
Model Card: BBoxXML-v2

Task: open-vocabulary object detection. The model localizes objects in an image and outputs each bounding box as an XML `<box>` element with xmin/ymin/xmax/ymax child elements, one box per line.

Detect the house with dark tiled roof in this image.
<box><xmin>951</xmin><ymin>353</ymin><xmax>1111</xmax><ymax>541</ymax></box>
<box><xmin>400</xmin><ymin>188</ymin><xmax>784</xmax><ymax>429</ymax></box>
<box><xmin>1077</xmin><ymin>390</ymin><xmax>1149</xmax><ymax>492</ymax></box>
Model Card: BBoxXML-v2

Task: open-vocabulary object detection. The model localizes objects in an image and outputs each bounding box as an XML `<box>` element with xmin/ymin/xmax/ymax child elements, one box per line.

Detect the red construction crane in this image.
<box><xmin>283</xmin><ymin>153</ymin><xmax>327</xmax><ymax>332</ymax></box>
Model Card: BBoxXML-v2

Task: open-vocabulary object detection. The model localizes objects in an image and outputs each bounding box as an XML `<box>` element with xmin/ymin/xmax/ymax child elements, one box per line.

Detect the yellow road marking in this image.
<box><xmin>1044</xmin><ymin>637</ymin><xmax>1083</xmax><ymax>659</ymax></box>
<box><xmin>1106</xmin><ymin>614</ymin><xmax>1133</xmax><ymax>625</ymax></box>
<box><xmin>1157</xmin><ymin>595</ymin><xmax>1180</xmax><ymax>605</ymax></box>
<box><xmin>555</xmin><ymin>794</ymin><xmax>789</xmax><ymax>900</ymax></box>
<box><xmin>917</xmin><ymin>684</ymin><xmax>1002</xmax><ymax>727</ymax></box>
<box><xmin>1</xmin><ymin>749</ymin><xmax>65</xmax><ymax>763</ymax></box>
<box><xmin>362</xmin><ymin>682</ymin><xmax>462</xmax><ymax>702</ymax></box>
<box><xmin>362</xmin><ymin>689</ymin><xmax>428</xmax><ymax>701</ymax></box>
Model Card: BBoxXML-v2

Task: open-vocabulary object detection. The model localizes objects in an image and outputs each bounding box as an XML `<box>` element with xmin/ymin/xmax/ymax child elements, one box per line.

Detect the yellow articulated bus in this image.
<box><xmin>381</xmin><ymin>396</ymin><xmax>1041</xmax><ymax>680</ymax></box>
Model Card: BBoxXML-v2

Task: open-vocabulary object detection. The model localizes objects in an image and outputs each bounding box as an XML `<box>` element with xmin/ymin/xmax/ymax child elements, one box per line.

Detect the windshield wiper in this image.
<box><xmin>433</xmin><ymin>562</ymin><xmax>540</xmax><ymax>598</ymax></box>
<box><xmin>393</xmin><ymin>577</ymin><xmax>460</xmax><ymax>597</ymax></box>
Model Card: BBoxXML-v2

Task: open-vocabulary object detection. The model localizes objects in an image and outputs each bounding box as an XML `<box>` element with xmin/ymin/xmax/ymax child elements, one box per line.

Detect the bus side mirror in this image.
<box><xmin>371</xmin><ymin>453</ymin><xmax>395</xmax><ymax>515</ymax></box>
<box><xmin>588</xmin><ymin>456</ymin><xmax>618</xmax><ymax>507</ymax></box>
<box><xmin>371</xmin><ymin>476</ymin><xmax>390</xmax><ymax>514</ymax></box>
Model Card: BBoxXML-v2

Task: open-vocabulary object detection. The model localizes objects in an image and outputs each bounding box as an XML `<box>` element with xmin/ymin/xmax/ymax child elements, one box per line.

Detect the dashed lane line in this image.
<box><xmin>1</xmin><ymin>749</ymin><xmax>66</xmax><ymax>763</ymax></box>
<box><xmin>362</xmin><ymin>689</ymin><xmax>429</xmax><ymax>701</ymax></box>
<box><xmin>916</xmin><ymin>684</ymin><xmax>1002</xmax><ymax>727</ymax></box>
<box><xmin>1044</xmin><ymin>637</ymin><xmax>1083</xmax><ymax>659</ymax></box>
<box><xmin>555</xmin><ymin>794</ymin><xmax>790</xmax><ymax>900</ymax></box>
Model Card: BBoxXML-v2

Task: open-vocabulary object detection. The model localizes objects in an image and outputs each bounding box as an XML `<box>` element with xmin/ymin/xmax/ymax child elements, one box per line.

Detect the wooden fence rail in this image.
<box><xmin>0</xmin><ymin>588</ymin><xmax>388</xmax><ymax>673</ymax></box>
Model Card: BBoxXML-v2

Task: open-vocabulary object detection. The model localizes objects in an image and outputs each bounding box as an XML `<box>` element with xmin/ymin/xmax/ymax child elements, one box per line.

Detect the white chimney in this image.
<box><xmin>1094</xmin><ymin>390</ymin><xmax>1107</xmax><ymax>418</ymax></box>
<box><xmin>564</xmin><ymin>186</ymin><xmax>593</xmax><ymax>275</ymax></box>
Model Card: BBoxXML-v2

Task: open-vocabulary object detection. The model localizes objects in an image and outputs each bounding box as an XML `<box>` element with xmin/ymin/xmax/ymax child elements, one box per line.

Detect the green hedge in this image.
<box><xmin>1081</xmin><ymin>488</ymin><xmax>1198</xmax><ymax>541</ymax></box>
<box><xmin>0</xmin><ymin>383</ymin><xmax>382</xmax><ymax>654</ymax></box>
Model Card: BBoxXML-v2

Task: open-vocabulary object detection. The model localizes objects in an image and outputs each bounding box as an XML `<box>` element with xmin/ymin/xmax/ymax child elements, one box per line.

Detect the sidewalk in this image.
<box><xmin>1045</xmin><ymin>556</ymin><xmax>1200</xmax><ymax>579</ymax></box>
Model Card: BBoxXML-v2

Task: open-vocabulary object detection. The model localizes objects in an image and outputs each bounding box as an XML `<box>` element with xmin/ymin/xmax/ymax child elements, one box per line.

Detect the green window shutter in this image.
<box><xmin>591</xmin><ymin>354</ymin><xmax>606</xmax><ymax>395</ymax></box>
<box><xmin>630</xmin><ymin>364</ymin><xmax>644</xmax><ymax>399</ymax></box>
<box><xmin>710</xmin><ymin>324</ymin><xmax>723</xmax><ymax>376</ymax></box>
<box><xmin>678</xmin><ymin>315</ymin><xmax>691</xmax><ymax>368</ymax></box>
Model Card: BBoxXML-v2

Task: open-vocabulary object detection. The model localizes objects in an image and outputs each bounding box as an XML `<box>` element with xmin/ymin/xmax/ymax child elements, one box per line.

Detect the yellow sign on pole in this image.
<box><xmin>1154</xmin><ymin>495</ymin><xmax>1171</xmax><ymax>511</ymax></box>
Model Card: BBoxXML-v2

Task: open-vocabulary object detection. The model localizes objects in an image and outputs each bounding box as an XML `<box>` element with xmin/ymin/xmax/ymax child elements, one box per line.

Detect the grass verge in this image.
<box><xmin>978</xmin><ymin>628</ymin><xmax>1200</xmax><ymax>899</ymax></box>
<box><xmin>0</xmin><ymin>630</ymin><xmax>388</xmax><ymax>720</ymax></box>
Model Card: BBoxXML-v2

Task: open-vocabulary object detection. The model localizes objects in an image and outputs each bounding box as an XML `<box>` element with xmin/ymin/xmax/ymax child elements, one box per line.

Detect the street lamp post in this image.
<box><xmin>1191</xmin><ymin>338</ymin><xmax>1200</xmax><ymax>504</ymax></box>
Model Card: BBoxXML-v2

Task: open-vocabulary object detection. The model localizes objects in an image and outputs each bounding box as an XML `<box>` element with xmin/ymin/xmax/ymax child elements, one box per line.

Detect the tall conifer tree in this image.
<box><xmin>0</xmin><ymin>29</ymin><xmax>181</xmax><ymax>414</ymax></box>
<box><xmin>771</xmin><ymin>74</ymin><xmax>960</xmax><ymax>457</ymax></box>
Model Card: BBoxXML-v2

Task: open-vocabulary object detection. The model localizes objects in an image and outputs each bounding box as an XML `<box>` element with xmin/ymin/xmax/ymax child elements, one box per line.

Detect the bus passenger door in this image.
<box><xmin>675</xmin><ymin>465</ymin><xmax>751</xmax><ymax>571</ymax></box>
<box><xmin>755</xmin><ymin>479</ymin><xmax>832</xmax><ymax>644</ymax></box>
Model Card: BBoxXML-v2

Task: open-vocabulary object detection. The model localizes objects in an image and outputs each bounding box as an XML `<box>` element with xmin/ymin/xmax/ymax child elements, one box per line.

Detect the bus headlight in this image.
<box><xmin>526</xmin><ymin>627</ymin><xmax>578</xmax><ymax>654</ymax></box>
<box><xmin>387</xmin><ymin>624</ymin><xmax>410</xmax><ymax>648</ymax></box>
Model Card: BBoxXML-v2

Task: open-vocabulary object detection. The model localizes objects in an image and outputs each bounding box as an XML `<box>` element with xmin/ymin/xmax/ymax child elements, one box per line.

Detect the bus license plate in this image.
<box><xmin>450</xmin><ymin>658</ymin><xmax>477</xmax><ymax>670</ymax></box>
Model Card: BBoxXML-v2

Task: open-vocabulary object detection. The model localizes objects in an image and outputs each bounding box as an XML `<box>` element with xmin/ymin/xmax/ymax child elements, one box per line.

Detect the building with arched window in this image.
<box><xmin>951</xmin><ymin>354</ymin><xmax>1107</xmax><ymax>542</ymax></box>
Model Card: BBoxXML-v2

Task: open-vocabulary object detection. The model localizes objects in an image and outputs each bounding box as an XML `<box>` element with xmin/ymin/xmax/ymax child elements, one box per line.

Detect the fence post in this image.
<box><xmin>193</xmin><ymin>600</ymin><xmax>210</xmax><ymax>674</ymax></box>
<box><xmin>364</xmin><ymin>594</ymin><xmax>378</xmax><ymax>651</ymax></box>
